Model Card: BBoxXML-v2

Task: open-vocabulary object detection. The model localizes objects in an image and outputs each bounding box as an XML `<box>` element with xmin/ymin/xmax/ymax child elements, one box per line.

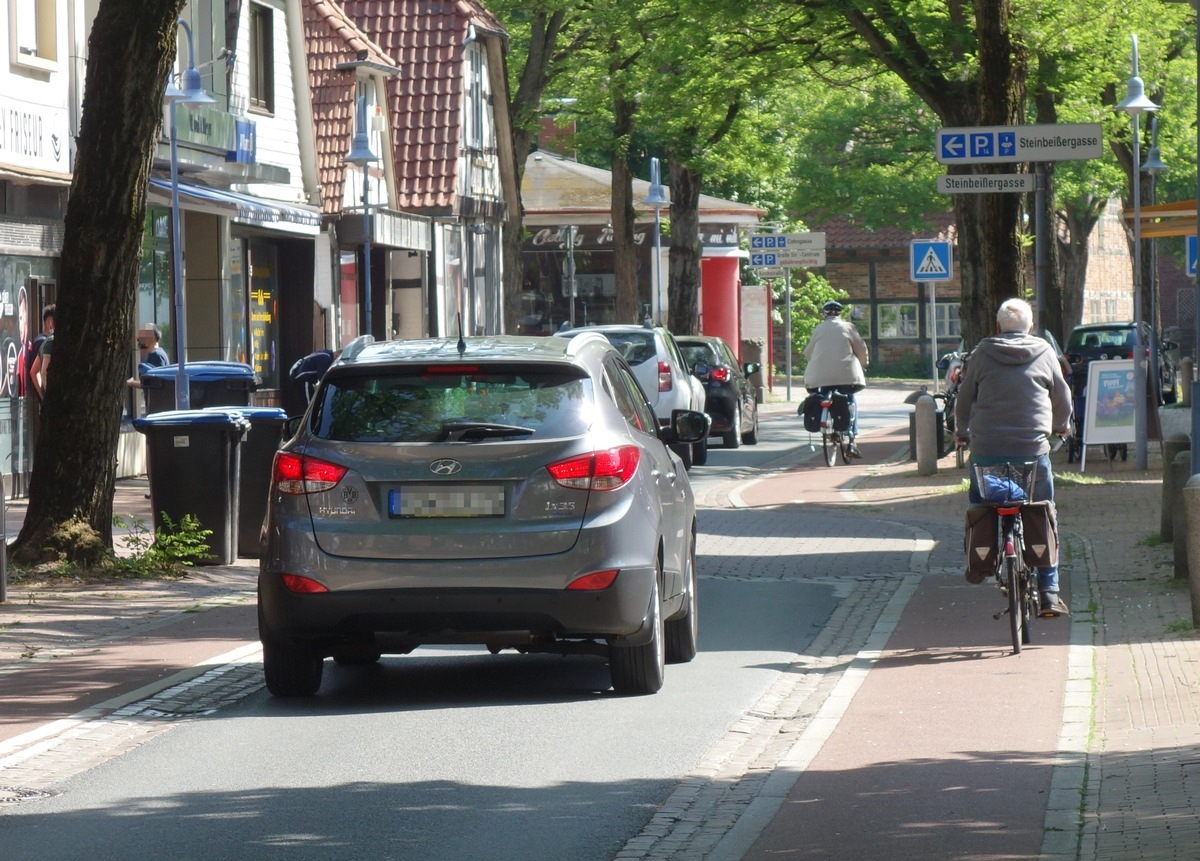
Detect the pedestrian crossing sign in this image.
<box><xmin>910</xmin><ymin>239</ymin><xmax>953</xmax><ymax>282</ymax></box>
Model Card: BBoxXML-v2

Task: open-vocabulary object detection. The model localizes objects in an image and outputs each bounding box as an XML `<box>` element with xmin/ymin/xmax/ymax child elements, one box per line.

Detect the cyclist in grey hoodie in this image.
<box><xmin>954</xmin><ymin>298</ymin><xmax>1073</xmax><ymax>617</ymax></box>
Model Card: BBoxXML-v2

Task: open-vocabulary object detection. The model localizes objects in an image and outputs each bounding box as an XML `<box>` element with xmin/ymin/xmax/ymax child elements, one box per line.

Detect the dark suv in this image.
<box><xmin>1065</xmin><ymin>321</ymin><xmax>1177</xmax><ymax>404</ymax></box>
<box><xmin>676</xmin><ymin>335</ymin><xmax>760</xmax><ymax>448</ymax></box>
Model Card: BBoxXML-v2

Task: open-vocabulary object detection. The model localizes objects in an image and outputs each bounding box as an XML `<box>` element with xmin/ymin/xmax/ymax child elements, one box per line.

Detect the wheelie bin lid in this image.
<box><xmin>204</xmin><ymin>405</ymin><xmax>287</xmax><ymax>424</ymax></box>
<box><xmin>133</xmin><ymin>409</ymin><xmax>251</xmax><ymax>432</ymax></box>
<box><xmin>140</xmin><ymin>361</ymin><xmax>261</xmax><ymax>386</ymax></box>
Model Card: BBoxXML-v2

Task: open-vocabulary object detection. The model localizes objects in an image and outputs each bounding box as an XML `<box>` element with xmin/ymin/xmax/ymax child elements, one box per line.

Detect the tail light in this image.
<box><xmin>567</xmin><ymin>570</ymin><xmax>619</xmax><ymax>590</ymax></box>
<box><xmin>547</xmin><ymin>447</ymin><xmax>641</xmax><ymax>491</ymax></box>
<box><xmin>710</xmin><ymin>367</ymin><xmax>730</xmax><ymax>382</ymax></box>
<box><xmin>274</xmin><ymin>452</ymin><xmax>348</xmax><ymax>495</ymax></box>
<box><xmin>658</xmin><ymin>361</ymin><xmax>672</xmax><ymax>392</ymax></box>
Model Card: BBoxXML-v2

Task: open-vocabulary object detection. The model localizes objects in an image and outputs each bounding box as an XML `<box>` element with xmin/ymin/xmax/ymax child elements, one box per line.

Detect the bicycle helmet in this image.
<box><xmin>822</xmin><ymin>300</ymin><xmax>843</xmax><ymax>315</ymax></box>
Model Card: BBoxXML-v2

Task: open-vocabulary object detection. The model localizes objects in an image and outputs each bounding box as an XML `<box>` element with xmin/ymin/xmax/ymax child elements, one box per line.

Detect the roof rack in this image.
<box><xmin>340</xmin><ymin>334</ymin><xmax>375</xmax><ymax>362</ymax></box>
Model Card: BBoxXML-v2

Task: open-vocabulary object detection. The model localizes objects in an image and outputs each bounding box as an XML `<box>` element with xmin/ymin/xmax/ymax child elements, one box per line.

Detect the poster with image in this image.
<box><xmin>1082</xmin><ymin>359</ymin><xmax>1136</xmax><ymax>444</ymax></box>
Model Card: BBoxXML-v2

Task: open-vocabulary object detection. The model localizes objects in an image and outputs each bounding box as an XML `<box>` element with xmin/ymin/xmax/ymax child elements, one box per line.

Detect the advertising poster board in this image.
<box><xmin>1080</xmin><ymin>359</ymin><xmax>1135</xmax><ymax>471</ymax></box>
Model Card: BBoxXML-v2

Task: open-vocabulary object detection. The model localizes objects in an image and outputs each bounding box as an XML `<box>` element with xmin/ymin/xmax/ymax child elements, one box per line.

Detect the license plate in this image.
<box><xmin>389</xmin><ymin>485</ymin><xmax>506</xmax><ymax>518</ymax></box>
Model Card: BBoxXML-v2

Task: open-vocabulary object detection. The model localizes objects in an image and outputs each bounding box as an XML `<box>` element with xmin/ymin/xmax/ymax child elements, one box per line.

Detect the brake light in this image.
<box><xmin>547</xmin><ymin>447</ymin><xmax>641</xmax><ymax>490</ymax></box>
<box><xmin>281</xmin><ymin>573</ymin><xmax>329</xmax><ymax>593</ymax></box>
<box><xmin>567</xmin><ymin>570</ymin><xmax>619</xmax><ymax>590</ymax></box>
<box><xmin>273</xmin><ymin>452</ymin><xmax>348</xmax><ymax>495</ymax></box>
<box><xmin>658</xmin><ymin>361</ymin><xmax>672</xmax><ymax>392</ymax></box>
<box><xmin>710</xmin><ymin>367</ymin><xmax>730</xmax><ymax>382</ymax></box>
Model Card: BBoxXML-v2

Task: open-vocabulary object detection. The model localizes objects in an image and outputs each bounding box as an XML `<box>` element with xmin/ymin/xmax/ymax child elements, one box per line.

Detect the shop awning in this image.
<box><xmin>1122</xmin><ymin>198</ymin><xmax>1199</xmax><ymax>238</ymax></box>
<box><xmin>148</xmin><ymin>179</ymin><xmax>322</xmax><ymax>235</ymax></box>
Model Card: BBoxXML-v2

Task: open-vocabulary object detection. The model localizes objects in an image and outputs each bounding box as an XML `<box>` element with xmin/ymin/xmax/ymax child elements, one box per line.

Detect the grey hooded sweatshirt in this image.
<box><xmin>954</xmin><ymin>332</ymin><xmax>1072</xmax><ymax>457</ymax></box>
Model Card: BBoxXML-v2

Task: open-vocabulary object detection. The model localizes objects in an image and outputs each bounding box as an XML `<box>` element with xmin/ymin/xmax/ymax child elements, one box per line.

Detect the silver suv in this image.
<box><xmin>555</xmin><ymin>324</ymin><xmax>708</xmax><ymax>467</ymax></box>
<box><xmin>258</xmin><ymin>334</ymin><xmax>709</xmax><ymax>697</ymax></box>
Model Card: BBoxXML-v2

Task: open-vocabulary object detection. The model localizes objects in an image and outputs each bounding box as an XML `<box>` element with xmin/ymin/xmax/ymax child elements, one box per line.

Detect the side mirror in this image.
<box><xmin>937</xmin><ymin>356</ymin><xmax>951</xmax><ymax>372</ymax></box>
<box><xmin>744</xmin><ymin>362</ymin><xmax>760</xmax><ymax>376</ymax></box>
<box><xmin>664</xmin><ymin>409</ymin><xmax>711</xmax><ymax>445</ymax></box>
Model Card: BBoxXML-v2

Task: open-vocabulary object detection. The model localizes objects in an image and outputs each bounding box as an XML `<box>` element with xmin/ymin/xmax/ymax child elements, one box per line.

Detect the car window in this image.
<box><xmin>310</xmin><ymin>365</ymin><xmax>592</xmax><ymax>442</ymax></box>
<box><xmin>678</xmin><ymin>344</ymin><xmax>714</xmax><ymax>369</ymax></box>
<box><xmin>662</xmin><ymin>332</ymin><xmax>688</xmax><ymax>371</ymax></box>
<box><xmin>717</xmin><ymin>340</ymin><xmax>740</xmax><ymax>369</ymax></box>
<box><xmin>600</xmin><ymin>332</ymin><xmax>656</xmax><ymax>365</ymax></box>
<box><xmin>605</xmin><ymin>358</ymin><xmax>655</xmax><ymax>434</ymax></box>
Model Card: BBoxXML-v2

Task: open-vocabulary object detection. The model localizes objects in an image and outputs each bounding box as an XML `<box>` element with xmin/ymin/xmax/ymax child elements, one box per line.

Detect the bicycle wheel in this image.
<box><xmin>1007</xmin><ymin>555</ymin><xmax>1022</xmax><ymax>654</ymax></box>
<box><xmin>1020</xmin><ymin>565</ymin><xmax>1034</xmax><ymax>645</ymax></box>
<box><xmin>822</xmin><ymin>431</ymin><xmax>837</xmax><ymax>466</ymax></box>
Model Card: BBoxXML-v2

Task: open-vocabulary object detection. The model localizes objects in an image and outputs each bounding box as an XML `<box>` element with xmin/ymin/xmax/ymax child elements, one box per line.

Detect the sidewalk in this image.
<box><xmin>2</xmin><ymin>388</ymin><xmax>1198</xmax><ymax>859</ymax></box>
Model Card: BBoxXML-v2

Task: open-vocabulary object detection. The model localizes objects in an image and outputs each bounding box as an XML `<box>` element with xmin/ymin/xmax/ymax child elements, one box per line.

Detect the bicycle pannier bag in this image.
<box><xmin>1020</xmin><ymin>501</ymin><xmax>1059</xmax><ymax>568</ymax></box>
<box><xmin>964</xmin><ymin>504</ymin><xmax>998</xmax><ymax>577</ymax></box>
<box><xmin>800</xmin><ymin>393</ymin><xmax>823</xmax><ymax>433</ymax></box>
<box><xmin>828</xmin><ymin>392</ymin><xmax>852</xmax><ymax>432</ymax></box>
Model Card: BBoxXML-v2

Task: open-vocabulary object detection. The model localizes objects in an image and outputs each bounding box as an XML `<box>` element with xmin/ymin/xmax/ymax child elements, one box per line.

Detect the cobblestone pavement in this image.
<box><xmin>2</xmin><ymin>388</ymin><xmax>1199</xmax><ymax>861</ymax></box>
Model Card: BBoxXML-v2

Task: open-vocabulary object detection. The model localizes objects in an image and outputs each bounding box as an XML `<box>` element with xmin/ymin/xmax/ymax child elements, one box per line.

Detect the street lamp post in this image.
<box><xmin>1116</xmin><ymin>33</ymin><xmax>1159</xmax><ymax>471</ymax></box>
<box><xmin>1143</xmin><ymin>117</ymin><xmax>1169</xmax><ymax>407</ymax></box>
<box><xmin>163</xmin><ymin>18</ymin><xmax>215</xmax><ymax>409</ymax></box>
<box><xmin>643</xmin><ymin>158</ymin><xmax>668</xmax><ymax>325</ymax></box>
<box><xmin>345</xmin><ymin>94</ymin><xmax>378</xmax><ymax>338</ymax></box>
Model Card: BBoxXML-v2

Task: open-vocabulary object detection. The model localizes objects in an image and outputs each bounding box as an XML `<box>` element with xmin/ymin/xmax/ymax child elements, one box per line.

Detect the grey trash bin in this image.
<box><xmin>212</xmin><ymin>406</ymin><xmax>288</xmax><ymax>558</ymax></box>
<box><xmin>134</xmin><ymin>409</ymin><xmax>250</xmax><ymax>565</ymax></box>
<box><xmin>141</xmin><ymin>361</ymin><xmax>260</xmax><ymax>413</ymax></box>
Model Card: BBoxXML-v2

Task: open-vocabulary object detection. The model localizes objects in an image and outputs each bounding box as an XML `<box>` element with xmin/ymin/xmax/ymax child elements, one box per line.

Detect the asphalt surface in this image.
<box><xmin>1</xmin><ymin>383</ymin><xmax>1198</xmax><ymax>860</ymax></box>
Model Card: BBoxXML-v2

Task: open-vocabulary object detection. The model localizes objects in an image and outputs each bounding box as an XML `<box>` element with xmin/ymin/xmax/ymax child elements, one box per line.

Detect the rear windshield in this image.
<box><xmin>1067</xmin><ymin>328</ymin><xmax>1132</xmax><ymax>350</ymax></box>
<box><xmin>309</xmin><ymin>365</ymin><xmax>593</xmax><ymax>442</ymax></box>
<box><xmin>678</xmin><ymin>343</ymin><xmax>717</xmax><ymax>368</ymax></box>
<box><xmin>599</xmin><ymin>332</ymin><xmax>656</xmax><ymax>366</ymax></box>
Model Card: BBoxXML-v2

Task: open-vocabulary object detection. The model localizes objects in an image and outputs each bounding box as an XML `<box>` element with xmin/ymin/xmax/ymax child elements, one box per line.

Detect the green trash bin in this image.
<box><xmin>134</xmin><ymin>409</ymin><xmax>250</xmax><ymax>565</ymax></box>
<box><xmin>209</xmin><ymin>406</ymin><xmax>288</xmax><ymax>558</ymax></box>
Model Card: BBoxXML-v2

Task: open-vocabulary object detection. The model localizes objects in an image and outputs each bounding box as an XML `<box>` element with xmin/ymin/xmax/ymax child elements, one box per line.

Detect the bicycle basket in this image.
<box><xmin>974</xmin><ymin>461</ymin><xmax>1038</xmax><ymax>505</ymax></box>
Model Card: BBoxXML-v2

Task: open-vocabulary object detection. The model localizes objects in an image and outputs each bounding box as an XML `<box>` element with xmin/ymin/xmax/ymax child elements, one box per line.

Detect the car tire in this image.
<box><xmin>692</xmin><ymin>435</ymin><xmax>708</xmax><ymax>466</ymax></box>
<box><xmin>261</xmin><ymin>603</ymin><xmax>325</xmax><ymax>697</ymax></box>
<box><xmin>665</xmin><ymin>535</ymin><xmax>698</xmax><ymax>664</ymax></box>
<box><xmin>744</xmin><ymin>409</ymin><xmax>759</xmax><ymax>445</ymax></box>
<box><xmin>610</xmin><ymin>572</ymin><xmax>666</xmax><ymax>695</ymax></box>
<box><xmin>723</xmin><ymin>415</ymin><xmax>742</xmax><ymax>448</ymax></box>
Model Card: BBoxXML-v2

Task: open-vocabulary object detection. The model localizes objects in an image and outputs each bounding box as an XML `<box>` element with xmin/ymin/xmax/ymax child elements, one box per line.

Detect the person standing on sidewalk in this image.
<box><xmin>954</xmin><ymin>297</ymin><xmax>1073</xmax><ymax>617</ymax></box>
<box><xmin>803</xmin><ymin>300</ymin><xmax>869</xmax><ymax>457</ymax></box>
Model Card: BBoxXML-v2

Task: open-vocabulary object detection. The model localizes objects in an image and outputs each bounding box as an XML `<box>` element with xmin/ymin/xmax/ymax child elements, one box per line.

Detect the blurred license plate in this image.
<box><xmin>389</xmin><ymin>485</ymin><xmax>505</xmax><ymax>518</ymax></box>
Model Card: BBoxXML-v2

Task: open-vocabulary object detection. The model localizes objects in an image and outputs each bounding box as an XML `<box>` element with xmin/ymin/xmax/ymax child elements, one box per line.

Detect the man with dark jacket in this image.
<box><xmin>955</xmin><ymin>298</ymin><xmax>1073</xmax><ymax>616</ymax></box>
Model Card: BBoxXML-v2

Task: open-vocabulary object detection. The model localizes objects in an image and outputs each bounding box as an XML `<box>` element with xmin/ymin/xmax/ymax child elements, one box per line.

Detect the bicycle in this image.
<box><xmin>816</xmin><ymin>388</ymin><xmax>855</xmax><ymax>466</ymax></box>
<box><xmin>973</xmin><ymin>460</ymin><xmax>1042</xmax><ymax>654</ymax></box>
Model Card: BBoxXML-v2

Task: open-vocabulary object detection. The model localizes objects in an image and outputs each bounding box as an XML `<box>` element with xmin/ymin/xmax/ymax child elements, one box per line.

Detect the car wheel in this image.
<box><xmin>744</xmin><ymin>408</ymin><xmax>759</xmax><ymax>445</ymax></box>
<box><xmin>610</xmin><ymin>571</ymin><xmax>666</xmax><ymax>695</ymax></box>
<box><xmin>723</xmin><ymin>414</ymin><xmax>742</xmax><ymax>448</ymax></box>
<box><xmin>665</xmin><ymin>534</ymin><xmax>698</xmax><ymax>664</ymax></box>
<box><xmin>692</xmin><ymin>435</ymin><xmax>709</xmax><ymax>466</ymax></box>
<box><xmin>260</xmin><ymin>603</ymin><xmax>325</xmax><ymax>696</ymax></box>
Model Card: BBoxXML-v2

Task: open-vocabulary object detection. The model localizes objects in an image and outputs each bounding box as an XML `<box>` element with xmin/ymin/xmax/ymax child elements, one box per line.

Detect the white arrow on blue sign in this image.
<box><xmin>911</xmin><ymin>240</ymin><xmax>953</xmax><ymax>282</ymax></box>
<box><xmin>937</xmin><ymin>123</ymin><xmax>1102</xmax><ymax>164</ymax></box>
<box><xmin>1188</xmin><ymin>235</ymin><xmax>1197</xmax><ymax>278</ymax></box>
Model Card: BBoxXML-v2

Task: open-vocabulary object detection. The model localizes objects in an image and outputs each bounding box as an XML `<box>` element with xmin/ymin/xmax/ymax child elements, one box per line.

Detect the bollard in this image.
<box><xmin>1162</xmin><ymin>435</ymin><xmax>1191</xmax><ymax>541</ymax></box>
<box><xmin>915</xmin><ymin>394</ymin><xmax>938</xmax><ymax>477</ymax></box>
<box><xmin>1182</xmin><ymin>358</ymin><xmax>1194</xmax><ymax>408</ymax></box>
<box><xmin>1182</xmin><ymin>475</ymin><xmax>1200</xmax><ymax>624</ymax></box>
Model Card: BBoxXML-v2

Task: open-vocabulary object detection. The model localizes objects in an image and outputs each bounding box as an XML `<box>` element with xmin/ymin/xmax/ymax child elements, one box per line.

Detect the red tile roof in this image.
<box><xmin>816</xmin><ymin>212</ymin><xmax>957</xmax><ymax>251</ymax></box>
<box><xmin>304</xmin><ymin>0</ymin><xmax>398</xmax><ymax>216</ymax></box>
<box><xmin>341</xmin><ymin>0</ymin><xmax>506</xmax><ymax>214</ymax></box>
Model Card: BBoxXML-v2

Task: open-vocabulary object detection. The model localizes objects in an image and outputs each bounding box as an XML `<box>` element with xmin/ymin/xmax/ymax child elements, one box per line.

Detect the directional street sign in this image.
<box><xmin>749</xmin><ymin>249</ymin><xmax>827</xmax><ymax>269</ymax></box>
<box><xmin>750</xmin><ymin>232</ymin><xmax>826</xmax><ymax>251</ymax></box>
<box><xmin>936</xmin><ymin>173</ymin><xmax>1035</xmax><ymax>194</ymax></box>
<box><xmin>936</xmin><ymin>123</ymin><xmax>1102</xmax><ymax>165</ymax></box>
<box><xmin>1189</xmin><ymin>235</ymin><xmax>1197</xmax><ymax>278</ymax></box>
<box><xmin>910</xmin><ymin>240</ymin><xmax>952</xmax><ymax>282</ymax></box>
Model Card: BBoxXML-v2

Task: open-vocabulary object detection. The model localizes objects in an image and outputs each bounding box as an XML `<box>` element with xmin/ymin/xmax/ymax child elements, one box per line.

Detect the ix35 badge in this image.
<box><xmin>430</xmin><ymin>459</ymin><xmax>463</xmax><ymax>475</ymax></box>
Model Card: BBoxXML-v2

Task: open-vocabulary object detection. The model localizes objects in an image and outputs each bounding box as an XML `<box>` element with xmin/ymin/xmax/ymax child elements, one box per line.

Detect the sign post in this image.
<box><xmin>911</xmin><ymin>240</ymin><xmax>954</xmax><ymax>392</ymax></box>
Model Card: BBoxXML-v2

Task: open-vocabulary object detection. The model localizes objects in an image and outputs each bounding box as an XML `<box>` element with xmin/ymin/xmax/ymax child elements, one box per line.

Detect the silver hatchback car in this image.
<box><xmin>258</xmin><ymin>334</ymin><xmax>709</xmax><ymax>697</ymax></box>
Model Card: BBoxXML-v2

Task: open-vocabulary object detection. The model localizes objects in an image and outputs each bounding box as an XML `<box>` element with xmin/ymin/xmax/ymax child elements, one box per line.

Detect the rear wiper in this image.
<box><xmin>437</xmin><ymin>421</ymin><xmax>536</xmax><ymax>442</ymax></box>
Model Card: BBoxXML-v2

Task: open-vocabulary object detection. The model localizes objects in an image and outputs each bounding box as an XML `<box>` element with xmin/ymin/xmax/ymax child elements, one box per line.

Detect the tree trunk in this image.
<box><xmin>667</xmin><ymin>161</ymin><xmax>702</xmax><ymax>335</ymax></box>
<box><xmin>611</xmin><ymin>95</ymin><xmax>640</xmax><ymax>323</ymax></box>
<box><xmin>11</xmin><ymin>0</ymin><xmax>185</xmax><ymax>567</ymax></box>
<box><xmin>1058</xmin><ymin>203</ymin><xmax>1101</xmax><ymax>336</ymax></box>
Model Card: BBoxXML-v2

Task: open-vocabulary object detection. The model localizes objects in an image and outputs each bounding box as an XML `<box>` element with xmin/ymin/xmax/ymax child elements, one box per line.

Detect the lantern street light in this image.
<box><xmin>345</xmin><ymin>94</ymin><xmax>378</xmax><ymax>338</ymax></box>
<box><xmin>163</xmin><ymin>18</ymin><xmax>215</xmax><ymax>409</ymax></box>
<box><xmin>1115</xmin><ymin>33</ymin><xmax>1159</xmax><ymax>471</ymax></box>
<box><xmin>643</xmin><ymin>158</ymin><xmax>668</xmax><ymax>325</ymax></box>
<box><xmin>1143</xmin><ymin>116</ymin><xmax>1169</xmax><ymax>407</ymax></box>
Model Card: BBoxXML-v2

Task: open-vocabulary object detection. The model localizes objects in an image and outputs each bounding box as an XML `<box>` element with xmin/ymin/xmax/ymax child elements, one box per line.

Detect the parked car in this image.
<box><xmin>675</xmin><ymin>334</ymin><xmax>760</xmax><ymax>448</ymax></box>
<box><xmin>555</xmin><ymin>324</ymin><xmax>708</xmax><ymax>467</ymax></box>
<box><xmin>258</xmin><ymin>333</ymin><xmax>710</xmax><ymax>698</ymax></box>
<box><xmin>1065</xmin><ymin>321</ymin><xmax>1176</xmax><ymax>404</ymax></box>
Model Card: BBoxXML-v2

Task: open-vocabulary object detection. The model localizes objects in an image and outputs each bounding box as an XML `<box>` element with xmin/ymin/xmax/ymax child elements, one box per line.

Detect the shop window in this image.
<box><xmin>935</xmin><ymin>303</ymin><xmax>961</xmax><ymax>340</ymax></box>
<box><xmin>249</xmin><ymin>3</ymin><xmax>275</xmax><ymax>114</ymax></box>
<box><xmin>11</xmin><ymin>0</ymin><xmax>59</xmax><ymax>73</ymax></box>
<box><xmin>878</xmin><ymin>303</ymin><xmax>918</xmax><ymax>339</ymax></box>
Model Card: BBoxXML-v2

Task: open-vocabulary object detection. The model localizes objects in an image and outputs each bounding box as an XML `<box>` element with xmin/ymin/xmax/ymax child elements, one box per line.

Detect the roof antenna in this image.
<box><xmin>457</xmin><ymin>313</ymin><xmax>466</xmax><ymax>356</ymax></box>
